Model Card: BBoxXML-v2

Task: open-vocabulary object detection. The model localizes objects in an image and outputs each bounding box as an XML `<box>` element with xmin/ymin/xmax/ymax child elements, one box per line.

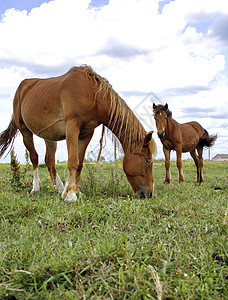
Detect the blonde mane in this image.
<box><xmin>79</xmin><ymin>65</ymin><xmax>146</xmax><ymax>153</ymax></box>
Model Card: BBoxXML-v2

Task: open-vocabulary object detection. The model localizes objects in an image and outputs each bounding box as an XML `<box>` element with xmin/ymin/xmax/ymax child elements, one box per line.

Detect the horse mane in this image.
<box><xmin>153</xmin><ymin>104</ymin><xmax>172</xmax><ymax>118</ymax></box>
<box><xmin>78</xmin><ymin>65</ymin><xmax>146</xmax><ymax>153</ymax></box>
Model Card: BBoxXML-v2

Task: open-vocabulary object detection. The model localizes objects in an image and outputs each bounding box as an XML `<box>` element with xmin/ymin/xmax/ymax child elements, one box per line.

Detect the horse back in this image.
<box><xmin>13</xmin><ymin>68</ymin><xmax>100</xmax><ymax>140</ymax></box>
<box><xmin>183</xmin><ymin>121</ymin><xmax>205</xmax><ymax>137</ymax></box>
<box><xmin>14</xmin><ymin>69</ymin><xmax>95</xmax><ymax>116</ymax></box>
<box><xmin>180</xmin><ymin>121</ymin><xmax>205</xmax><ymax>152</ymax></box>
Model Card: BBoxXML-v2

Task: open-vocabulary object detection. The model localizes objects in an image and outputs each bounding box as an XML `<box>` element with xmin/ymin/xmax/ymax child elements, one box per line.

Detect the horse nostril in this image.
<box><xmin>139</xmin><ymin>190</ymin><xmax>153</xmax><ymax>198</ymax></box>
<box><xmin>157</xmin><ymin>131</ymin><xmax>165</xmax><ymax>138</ymax></box>
<box><xmin>139</xmin><ymin>190</ymin><xmax>145</xmax><ymax>199</ymax></box>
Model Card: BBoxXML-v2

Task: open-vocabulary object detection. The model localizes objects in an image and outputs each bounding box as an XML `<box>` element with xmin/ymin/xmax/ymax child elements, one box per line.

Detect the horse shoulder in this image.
<box><xmin>168</xmin><ymin>119</ymin><xmax>182</xmax><ymax>143</ymax></box>
<box><xmin>161</xmin><ymin>136</ymin><xmax>175</xmax><ymax>151</ymax></box>
<box><xmin>61</xmin><ymin>70</ymin><xmax>94</xmax><ymax>104</ymax></box>
<box><xmin>165</xmin><ymin>141</ymin><xmax>175</xmax><ymax>150</ymax></box>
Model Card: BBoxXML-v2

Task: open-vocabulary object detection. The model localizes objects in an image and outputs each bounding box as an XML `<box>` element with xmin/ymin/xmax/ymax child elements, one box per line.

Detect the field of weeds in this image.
<box><xmin>0</xmin><ymin>160</ymin><xmax>227</xmax><ymax>299</ymax></box>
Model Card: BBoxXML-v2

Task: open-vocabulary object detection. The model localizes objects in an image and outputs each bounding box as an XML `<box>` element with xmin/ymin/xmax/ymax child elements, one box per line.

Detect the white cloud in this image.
<box><xmin>0</xmin><ymin>66</ymin><xmax>30</xmax><ymax>89</ymax></box>
<box><xmin>0</xmin><ymin>0</ymin><xmax>228</xmax><ymax>162</ymax></box>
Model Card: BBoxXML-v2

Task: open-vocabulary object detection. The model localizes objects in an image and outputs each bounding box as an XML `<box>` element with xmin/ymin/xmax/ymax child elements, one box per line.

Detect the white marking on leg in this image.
<box><xmin>63</xmin><ymin>192</ymin><xmax>77</xmax><ymax>203</ymax></box>
<box><xmin>56</xmin><ymin>173</ymin><xmax>64</xmax><ymax>194</ymax></box>
<box><xmin>61</xmin><ymin>175</ymin><xmax>77</xmax><ymax>203</ymax></box>
<box><xmin>61</xmin><ymin>188</ymin><xmax>77</xmax><ymax>203</ymax></box>
<box><xmin>31</xmin><ymin>168</ymin><xmax>41</xmax><ymax>193</ymax></box>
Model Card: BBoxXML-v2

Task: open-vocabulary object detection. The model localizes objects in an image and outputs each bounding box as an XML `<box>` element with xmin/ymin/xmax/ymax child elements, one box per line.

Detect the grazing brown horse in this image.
<box><xmin>0</xmin><ymin>65</ymin><xmax>156</xmax><ymax>202</ymax></box>
<box><xmin>153</xmin><ymin>103</ymin><xmax>216</xmax><ymax>183</ymax></box>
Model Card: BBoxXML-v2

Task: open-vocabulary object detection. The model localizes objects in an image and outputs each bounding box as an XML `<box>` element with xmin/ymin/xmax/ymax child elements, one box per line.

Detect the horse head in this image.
<box><xmin>123</xmin><ymin>131</ymin><xmax>156</xmax><ymax>198</ymax></box>
<box><xmin>153</xmin><ymin>103</ymin><xmax>171</xmax><ymax>139</ymax></box>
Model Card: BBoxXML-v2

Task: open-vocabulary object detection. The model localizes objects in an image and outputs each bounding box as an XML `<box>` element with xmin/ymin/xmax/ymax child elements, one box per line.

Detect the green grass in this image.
<box><xmin>0</xmin><ymin>161</ymin><xmax>227</xmax><ymax>299</ymax></box>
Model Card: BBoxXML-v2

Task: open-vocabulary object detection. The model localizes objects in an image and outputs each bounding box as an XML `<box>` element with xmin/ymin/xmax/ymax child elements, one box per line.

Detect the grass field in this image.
<box><xmin>0</xmin><ymin>160</ymin><xmax>227</xmax><ymax>299</ymax></box>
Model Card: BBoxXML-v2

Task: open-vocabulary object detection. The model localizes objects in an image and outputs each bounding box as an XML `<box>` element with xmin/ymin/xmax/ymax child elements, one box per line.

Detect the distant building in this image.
<box><xmin>212</xmin><ymin>154</ymin><xmax>228</xmax><ymax>161</ymax></box>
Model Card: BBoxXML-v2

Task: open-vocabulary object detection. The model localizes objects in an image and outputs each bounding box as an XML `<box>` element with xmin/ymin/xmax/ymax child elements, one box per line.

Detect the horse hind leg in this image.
<box><xmin>163</xmin><ymin>146</ymin><xmax>171</xmax><ymax>183</ymax></box>
<box><xmin>21</xmin><ymin>127</ymin><xmax>42</xmax><ymax>192</ymax></box>
<box><xmin>196</xmin><ymin>145</ymin><xmax>204</xmax><ymax>183</ymax></box>
<box><xmin>190</xmin><ymin>149</ymin><xmax>200</xmax><ymax>182</ymax></box>
<box><xmin>45</xmin><ymin>140</ymin><xmax>64</xmax><ymax>194</ymax></box>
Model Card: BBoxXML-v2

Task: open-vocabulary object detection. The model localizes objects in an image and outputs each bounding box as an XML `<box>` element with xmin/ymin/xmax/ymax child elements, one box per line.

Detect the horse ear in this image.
<box><xmin>144</xmin><ymin>131</ymin><xmax>153</xmax><ymax>145</ymax></box>
<box><xmin>153</xmin><ymin>103</ymin><xmax>157</xmax><ymax>110</ymax></box>
<box><xmin>165</xmin><ymin>103</ymin><xmax>168</xmax><ymax>110</ymax></box>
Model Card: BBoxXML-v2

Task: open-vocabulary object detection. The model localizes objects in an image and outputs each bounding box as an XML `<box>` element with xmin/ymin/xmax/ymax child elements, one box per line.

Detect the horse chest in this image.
<box><xmin>162</xmin><ymin>139</ymin><xmax>174</xmax><ymax>151</ymax></box>
<box><xmin>79</xmin><ymin>120</ymin><xmax>99</xmax><ymax>137</ymax></box>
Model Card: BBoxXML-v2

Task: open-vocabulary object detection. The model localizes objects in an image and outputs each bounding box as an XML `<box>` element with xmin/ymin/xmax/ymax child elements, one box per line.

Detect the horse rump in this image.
<box><xmin>198</xmin><ymin>129</ymin><xmax>217</xmax><ymax>148</ymax></box>
<box><xmin>0</xmin><ymin>117</ymin><xmax>18</xmax><ymax>158</ymax></box>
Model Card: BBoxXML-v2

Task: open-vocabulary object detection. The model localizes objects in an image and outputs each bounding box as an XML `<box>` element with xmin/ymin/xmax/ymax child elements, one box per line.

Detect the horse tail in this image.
<box><xmin>198</xmin><ymin>129</ymin><xmax>217</xmax><ymax>148</ymax></box>
<box><xmin>0</xmin><ymin>116</ymin><xmax>19</xmax><ymax>159</ymax></box>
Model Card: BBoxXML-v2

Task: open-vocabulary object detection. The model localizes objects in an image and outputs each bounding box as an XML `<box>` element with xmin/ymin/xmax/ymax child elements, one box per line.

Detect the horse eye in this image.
<box><xmin>145</xmin><ymin>159</ymin><xmax>151</xmax><ymax>165</ymax></box>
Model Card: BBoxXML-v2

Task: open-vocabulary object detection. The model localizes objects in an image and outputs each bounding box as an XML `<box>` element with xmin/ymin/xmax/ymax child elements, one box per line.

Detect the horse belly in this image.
<box><xmin>37</xmin><ymin>120</ymin><xmax>66</xmax><ymax>141</ymax></box>
<box><xmin>24</xmin><ymin>116</ymin><xmax>66</xmax><ymax>141</ymax></box>
<box><xmin>21</xmin><ymin>96</ymin><xmax>66</xmax><ymax>140</ymax></box>
<box><xmin>181</xmin><ymin>135</ymin><xmax>198</xmax><ymax>152</ymax></box>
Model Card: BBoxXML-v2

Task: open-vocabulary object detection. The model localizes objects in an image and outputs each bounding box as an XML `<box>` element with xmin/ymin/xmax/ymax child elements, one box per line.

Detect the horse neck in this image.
<box><xmin>98</xmin><ymin>94</ymin><xmax>146</xmax><ymax>154</ymax></box>
<box><xmin>85</xmin><ymin>66</ymin><xmax>146</xmax><ymax>153</ymax></box>
<box><xmin>107</xmin><ymin>119</ymin><xmax>145</xmax><ymax>154</ymax></box>
<box><xmin>166</xmin><ymin>117</ymin><xmax>177</xmax><ymax>135</ymax></box>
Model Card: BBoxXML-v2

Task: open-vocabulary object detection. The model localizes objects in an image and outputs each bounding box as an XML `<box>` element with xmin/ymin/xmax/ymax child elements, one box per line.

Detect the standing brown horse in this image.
<box><xmin>0</xmin><ymin>65</ymin><xmax>156</xmax><ymax>202</ymax></box>
<box><xmin>153</xmin><ymin>103</ymin><xmax>216</xmax><ymax>183</ymax></box>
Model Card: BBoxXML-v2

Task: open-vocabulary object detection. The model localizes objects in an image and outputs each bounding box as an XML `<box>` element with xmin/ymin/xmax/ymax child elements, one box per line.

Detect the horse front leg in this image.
<box><xmin>163</xmin><ymin>146</ymin><xmax>171</xmax><ymax>183</ymax></box>
<box><xmin>61</xmin><ymin>121</ymin><xmax>80</xmax><ymax>203</ymax></box>
<box><xmin>45</xmin><ymin>140</ymin><xmax>64</xmax><ymax>193</ymax></box>
<box><xmin>176</xmin><ymin>146</ymin><xmax>184</xmax><ymax>183</ymax></box>
<box><xmin>76</xmin><ymin>132</ymin><xmax>94</xmax><ymax>190</ymax></box>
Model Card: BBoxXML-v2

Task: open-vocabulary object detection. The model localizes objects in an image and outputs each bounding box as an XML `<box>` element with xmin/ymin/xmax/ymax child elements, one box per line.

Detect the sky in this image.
<box><xmin>0</xmin><ymin>0</ymin><xmax>227</xmax><ymax>164</ymax></box>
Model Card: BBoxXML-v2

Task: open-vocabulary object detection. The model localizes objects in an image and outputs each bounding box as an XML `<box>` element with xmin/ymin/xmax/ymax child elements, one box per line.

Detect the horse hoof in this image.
<box><xmin>31</xmin><ymin>186</ymin><xmax>41</xmax><ymax>193</ymax></box>
<box><xmin>62</xmin><ymin>192</ymin><xmax>77</xmax><ymax>203</ymax></box>
<box><xmin>31</xmin><ymin>181</ymin><xmax>42</xmax><ymax>193</ymax></box>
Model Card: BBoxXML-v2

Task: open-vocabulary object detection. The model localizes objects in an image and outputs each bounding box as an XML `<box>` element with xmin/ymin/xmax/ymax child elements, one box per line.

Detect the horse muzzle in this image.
<box><xmin>157</xmin><ymin>131</ymin><xmax>165</xmax><ymax>138</ymax></box>
<box><xmin>136</xmin><ymin>189</ymin><xmax>153</xmax><ymax>199</ymax></box>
